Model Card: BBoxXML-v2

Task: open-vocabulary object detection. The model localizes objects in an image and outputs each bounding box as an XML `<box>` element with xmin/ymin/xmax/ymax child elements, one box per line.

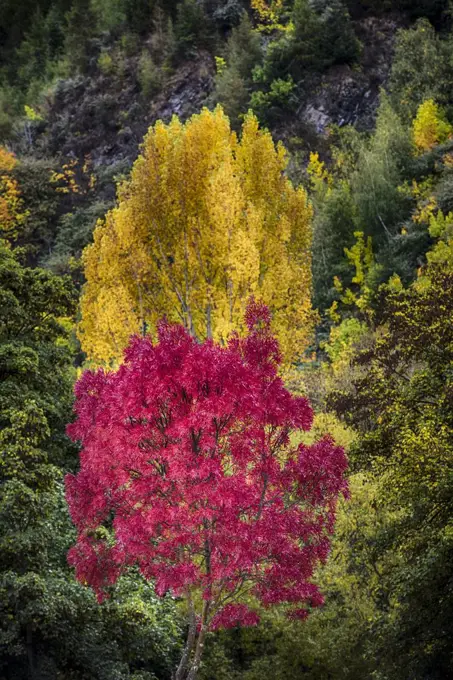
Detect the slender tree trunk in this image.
<box><xmin>227</xmin><ymin>278</ymin><xmax>234</xmax><ymax>325</ymax></box>
<box><xmin>174</xmin><ymin>597</ymin><xmax>197</xmax><ymax>680</ymax></box>
<box><xmin>206</xmin><ymin>302</ymin><xmax>212</xmax><ymax>340</ymax></box>
<box><xmin>183</xmin><ymin>229</ymin><xmax>197</xmax><ymax>339</ymax></box>
<box><xmin>186</xmin><ymin>601</ymin><xmax>210</xmax><ymax>680</ymax></box>
<box><xmin>174</xmin><ymin>598</ymin><xmax>211</xmax><ymax>680</ymax></box>
<box><xmin>187</xmin><ymin>304</ymin><xmax>196</xmax><ymax>339</ymax></box>
<box><xmin>136</xmin><ymin>278</ymin><xmax>145</xmax><ymax>335</ymax></box>
<box><xmin>186</xmin><ymin>625</ymin><xmax>208</xmax><ymax>680</ymax></box>
<box><xmin>26</xmin><ymin>623</ymin><xmax>36</xmax><ymax>680</ymax></box>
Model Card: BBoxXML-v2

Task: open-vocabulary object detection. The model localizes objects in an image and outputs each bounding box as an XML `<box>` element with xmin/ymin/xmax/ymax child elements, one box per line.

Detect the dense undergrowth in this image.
<box><xmin>1</xmin><ymin>1</ymin><xmax>453</xmax><ymax>679</ymax></box>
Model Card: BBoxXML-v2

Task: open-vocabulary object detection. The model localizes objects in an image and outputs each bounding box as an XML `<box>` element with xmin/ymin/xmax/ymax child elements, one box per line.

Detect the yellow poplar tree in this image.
<box><xmin>79</xmin><ymin>107</ymin><xmax>314</xmax><ymax>364</ymax></box>
<box><xmin>412</xmin><ymin>99</ymin><xmax>453</xmax><ymax>153</ymax></box>
<box><xmin>0</xmin><ymin>147</ymin><xmax>28</xmax><ymax>241</ymax></box>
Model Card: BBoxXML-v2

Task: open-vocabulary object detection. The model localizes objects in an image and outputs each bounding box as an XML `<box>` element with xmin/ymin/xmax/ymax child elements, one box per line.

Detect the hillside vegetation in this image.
<box><xmin>1</xmin><ymin>1</ymin><xmax>453</xmax><ymax>679</ymax></box>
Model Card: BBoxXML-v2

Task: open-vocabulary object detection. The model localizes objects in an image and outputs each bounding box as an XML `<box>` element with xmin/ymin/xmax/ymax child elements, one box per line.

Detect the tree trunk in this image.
<box><xmin>174</xmin><ymin>598</ymin><xmax>197</xmax><ymax>680</ymax></box>
<box><xmin>206</xmin><ymin>302</ymin><xmax>212</xmax><ymax>341</ymax></box>
<box><xmin>174</xmin><ymin>599</ymin><xmax>210</xmax><ymax>680</ymax></box>
<box><xmin>26</xmin><ymin>623</ymin><xmax>36</xmax><ymax>680</ymax></box>
<box><xmin>186</xmin><ymin>600</ymin><xmax>210</xmax><ymax>680</ymax></box>
<box><xmin>186</xmin><ymin>622</ymin><xmax>208</xmax><ymax>680</ymax></box>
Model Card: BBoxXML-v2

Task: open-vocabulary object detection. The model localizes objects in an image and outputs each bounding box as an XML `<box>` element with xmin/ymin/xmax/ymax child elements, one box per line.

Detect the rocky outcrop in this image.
<box><xmin>299</xmin><ymin>15</ymin><xmax>404</xmax><ymax>134</ymax></box>
<box><xmin>148</xmin><ymin>57</ymin><xmax>215</xmax><ymax>124</ymax></box>
<box><xmin>30</xmin><ymin>14</ymin><xmax>401</xmax><ymax>203</ymax></box>
<box><xmin>35</xmin><ymin>51</ymin><xmax>215</xmax><ymax>180</ymax></box>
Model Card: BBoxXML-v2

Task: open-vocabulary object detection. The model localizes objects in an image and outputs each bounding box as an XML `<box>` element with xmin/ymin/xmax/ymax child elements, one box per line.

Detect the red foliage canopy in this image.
<box><xmin>66</xmin><ymin>300</ymin><xmax>348</xmax><ymax>629</ymax></box>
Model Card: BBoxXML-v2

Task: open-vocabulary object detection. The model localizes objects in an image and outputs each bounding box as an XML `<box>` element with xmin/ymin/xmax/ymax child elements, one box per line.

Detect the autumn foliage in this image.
<box><xmin>66</xmin><ymin>301</ymin><xmax>348</xmax><ymax>679</ymax></box>
<box><xmin>251</xmin><ymin>0</ymin><xmax>284</xmax><ymax>28</ymax></box>
<box><xmin>0</xmin><ymin>146</ymin><xmax>28</xmax><ymax>241</ymax></box>
<box><xmin>79</xmin><ymin>107</ymin><xmax>314</xmax><ymax>365</ymax></box>
<box><xmin>412</xmin><ymin>99</ymin><xmax>453</xmax><ymax>152</ymax></box>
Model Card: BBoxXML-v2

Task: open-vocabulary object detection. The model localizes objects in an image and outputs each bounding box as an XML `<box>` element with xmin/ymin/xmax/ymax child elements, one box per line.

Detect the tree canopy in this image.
<box><xmin>79</xmin><ymin>107</ymin><xmax>315</xmax><ymax>365</ymax></box>
<box><xmin>67</xmin><ymin>299</ymin><xmax>348</xmax><ymax>679</ymax></box>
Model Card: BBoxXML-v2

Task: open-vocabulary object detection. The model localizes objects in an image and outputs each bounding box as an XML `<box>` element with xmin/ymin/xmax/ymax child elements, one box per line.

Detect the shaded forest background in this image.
<box><xmin>1</xmin><ymin>1</ymin><xmax>453</xmax><ymax>678</ymax></box>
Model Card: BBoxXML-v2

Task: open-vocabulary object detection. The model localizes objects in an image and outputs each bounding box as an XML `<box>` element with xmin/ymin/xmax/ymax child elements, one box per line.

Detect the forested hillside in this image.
<box><xmin>1</xmin><ymin>1</ymin><xmax>453</xmax><ymax>679</ymax></box>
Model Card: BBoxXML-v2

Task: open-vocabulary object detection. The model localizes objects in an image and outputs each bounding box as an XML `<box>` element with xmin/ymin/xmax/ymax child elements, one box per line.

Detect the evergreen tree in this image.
<box><xmin>316</xmin><ymin>0</ymin><xmax>361</xmax><ymax>66</ymax></box>
<box><xmin>174</xmin><ymin>0</ymin><xmax>215</xmax><ymax>57</ymax></box>
<box><xmin>123</xmin><ymin>0</ymin><xmax>155</xmax><ymax>34</ymax></box>
<box><xmin>0</xmin><ymin>243</ymin><xmax>77</xmax><ymax>678</ymax></box>
<box><xmin>352</xmin><ymin>97</ymin><xmax>413</xmax><ymax>244</ymax></box>
<box><xmin>0</xmin><ymin>243</ymin><xmax>181</xmax><ymax>678</ymax></box>
<box><xmin>291</xmin><ymin>0</ymin><xmax>322</xmax><ymax>70</ymax></box>
<box><xmin>65</xmin><ymin>0</ymin><xmax>97</xmax><ymax>73</ymax></box>
<box><xmin>213</xmin><ymin>13</ymin><xmax>262</xmax><ymax>126</ymax></box>
<box><xmin>389</xmin><ymin>19</ymin><xmax>450</xmax><ymax>123</ymax></box>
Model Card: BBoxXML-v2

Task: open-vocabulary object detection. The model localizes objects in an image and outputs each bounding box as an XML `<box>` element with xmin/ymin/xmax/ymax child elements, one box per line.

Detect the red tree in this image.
<box><xmin>66</xmin><ymin>300</ymin><xmax>348</xmax><ymax>680</ymax></box>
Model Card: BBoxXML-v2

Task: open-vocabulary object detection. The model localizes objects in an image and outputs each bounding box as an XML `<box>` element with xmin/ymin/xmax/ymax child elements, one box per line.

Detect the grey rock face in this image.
<box><xmin>299</xmin><ymin>15</ymin><xmax>403</xmax><ymax>134</ymax></box>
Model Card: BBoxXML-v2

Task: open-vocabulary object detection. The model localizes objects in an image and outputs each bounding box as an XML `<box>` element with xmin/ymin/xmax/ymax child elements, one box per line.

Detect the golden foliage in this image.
<box><xmin>0</xmin><ymin>147</ymin><xmax>17</xmax><ymax>172</ymax></box>
<box><xmin>50</xmin><ymin>156</ymin><xmax>96</xmax><ymax>194</ymax></box>
<box><xmin>0</xmin><ymin>147</ymin><xmax>28</xmax><ymax>240</ymax></box>
<box><xmin>307</xmin><ymin>152</ymin><xmax>332</xmax><ymax>188</ymax></box>
<box><xmin>79</xmin><ymin>107</ymin><xmax>315</xmax><ymax>365</ymax></box>
<box><xmin>412</xmin><ymin>99</ymin><xmax>452</xmax><ymax>153</ymax></box>
<box><xmin>327</xmin><ymin>231</ymin><xmax>375</xmax><ymax>323</ymax></box>
<box><xmin>251</xmin><ymin>0</ymin><xmax>284</xmax><ymax>30</ymax></box>
<box><xmin>424</xmin><ymin>209</ymin><xmax>453</xmax><ymax>272</ymax></box>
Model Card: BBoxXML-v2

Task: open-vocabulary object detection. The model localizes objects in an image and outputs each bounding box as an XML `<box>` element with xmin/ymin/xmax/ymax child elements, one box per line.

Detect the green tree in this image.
<box><xmin>329</xmin><ymin>259</ymin><xmax>453</xmax><ymax>679</ymax></box>
<box><xmin>12</xmin><ymin>158</ymin><xmax>62</xmax><ymax>261</ymax></box>
<box><xmin>389</xmin><ymin>19</ymin><xmax>450</xmax><ymax>124</ymax></box>
<box><xmin>213</xmin><ymin>13</ymin><xmax>262</xmax><ymax>127</ymax></box>
<box><xmin>124</xmin><ymin>0</ymin><xmax>156</xmax><ymax>34</ymax></box>
<box><xmin>256</xmin><ymin>0</ymin><xmax>360</xmax><ymax>116</ymax></box>
<box><xmin>260</xmin><ymin>0</ymin><xmax>321</xmax><ymax>82</ymax></box>
<box><xmin>65</xmin><ymin>0</ymin><xmax>98</xmax><ymax>73</ymax></box>
<box><xmin>91</xmin><ymin>0</ymin><xmax>127</xmax><ymax>31</ymax></box>
<box><xmin>0</xmin><ymin>243</ymin><xmax>181</xmax><ymax>678</ymax></box>
<box><xmin>249</xmin><ymin>75</ymin><xmax>296</xmax><ymax>125</ymax></box>
<box><xmin>312</xmin><ymin>0</ymin><xmax>361</xmax><ymax>67</ymax></box>
<box><xmin>15</xmin><ymin>9</ymin><xmax>52</xmax><ymax>89</ymax></box>
<box><xmin>352</xmin><ymin>96</ymin><xmax>413</xmax><ymax>244</ymax></box>
<box><xmin>307</xmin><ymin>151</ymin><xmax>359</xmax><ymax>311</ymax></box>
<box><xmin>308</xmin><ymin>99</ymin><xmax>413</xmax><ymax>315</ymax></box>
<box><xmin>0</xmin><ymin>242</ymin><xmax>77</xmax><ymax>678</ymax></box>
<box><xmin>0</xmin><ymin>0</ymin><xmax>62</xmax><ymax>66</ymax></box>
<box><xmin>174</xmin><ymin>0</ymin><xmax>215</xmax><ymax>57</ymax></box>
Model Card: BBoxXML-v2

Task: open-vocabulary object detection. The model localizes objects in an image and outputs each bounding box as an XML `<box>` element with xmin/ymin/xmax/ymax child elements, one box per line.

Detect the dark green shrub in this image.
<box><xmin>250</xmin><ymin>76</ymin><xmax>296</xmax><ymax>124</ymax></box>
<box><xmin>174</xmin><ymin>0</ymin><xmax>215</xmax><ymax>57</ymax></box>
<box><xmin>260</xmin><ymin>0</ymin><xmax>360</xmax><ymax>85</ymax></box>
<box><xmin>213</xmin><ymin>13</ymin><xmax>262</xmax><ymax>126</ymax></box>
<box><xmin>137</xmin><ymin>50</ymin><xmax>163</xmax><ymax>97</ymax></box>
<box><xmin>389</xmin><ymin>19</ymin><xmax>450</xmax><ymax>123</ymax></box>
<box><xmin>210</xmin><ymin>0</ymin><xmax>246</xmax><ymax>30</ymax></box>
<box><xmin>316</xmin><ymin>0</ymin><xmax>362</xmax><ymax>66</ymax></box>
<box><xmin>64</xmin><ymin>0</ymin><xmax>97</xmax><ymax>73</ymax></box>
